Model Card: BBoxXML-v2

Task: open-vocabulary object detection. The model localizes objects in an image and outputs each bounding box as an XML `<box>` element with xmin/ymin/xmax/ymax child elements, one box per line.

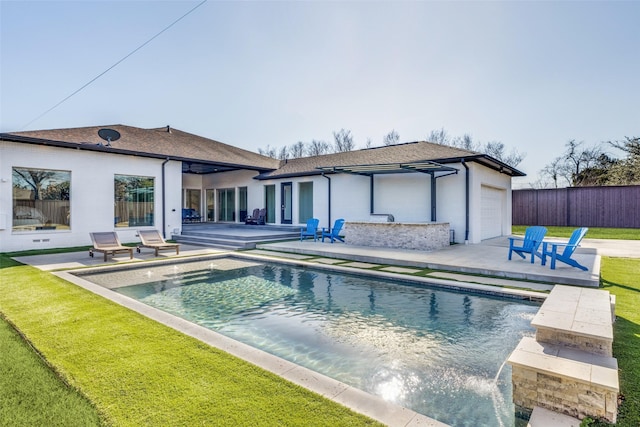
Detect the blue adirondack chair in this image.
<box><xmin>508</xmin><ymin>226</ymin><xmax>547</xmax><ymax>263</ymax></box>
<box><xmin>321</xmin><ymin>218</ymin><xmax>345</xmax><ymax>243</ymax></box>
<box><xmin>540</xmin><ymin>227</ymin><xmax>589</xmax><ymax>270</ymax></box>
<box><xmin>300</xmin><ymin>218</ymin><xmax>319</xmax><ymax>241</ymax></box>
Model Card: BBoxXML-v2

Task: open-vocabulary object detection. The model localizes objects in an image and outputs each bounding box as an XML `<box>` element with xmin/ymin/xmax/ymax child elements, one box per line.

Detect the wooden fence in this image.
<box><xmin>512</xmin><ymin>185</ymin><xmax>640</xmax><ymax>228</ymax></box>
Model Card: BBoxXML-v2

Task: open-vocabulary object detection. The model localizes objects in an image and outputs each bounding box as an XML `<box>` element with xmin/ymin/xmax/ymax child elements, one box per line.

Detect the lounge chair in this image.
<box><xmin>540</xmin><ymin>227</ymin><xmax>589</xmax><ymax>270</ymax></box>
<box><xmin>245</xmin><ymin>208</ymin><xmax>260</xmax><ymax>224</ymax></box>
<box><xmin>300</xmin><ymin>218</ymin><xmax>319</xmax><ymax>241</ymax></box>
<box><xmin>321</xmin><ymin>218</ymin><xmax>345</xmax><ymax>243</ymax></box>
<box><xmin>508</xmin><ymin>226</ymin><xmax>547</xmax><ymax>263</ymax></box>
<box><xmin>89</xmin><ymin>232</ymin><xmax>133</xmax><ymax>262</ymax></box>
<box><xmin>136</xmin><ymin>229</ymin><xmax>180</xmax><ymax>257</ymax></box>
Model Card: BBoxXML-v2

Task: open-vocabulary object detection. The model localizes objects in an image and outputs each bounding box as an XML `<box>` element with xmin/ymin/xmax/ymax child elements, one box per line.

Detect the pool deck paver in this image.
<box><xmin>380</xmin><ymin>266</ymin><xmax>423</xmax><ymax>274</ymax></box>
<box><xmin>527</xmin><ymin>406</ymin><xmax>580</xmax><ymax>427</ymax></box>
<box><xmin>340</xmin><ymin>261</ymin><xmax>381</xmax><ymax>269</ymax></box>
<box><xmin>427</xmin><ymin>272</ymin><xmax>555</xmax><ymax>292</ymax></box>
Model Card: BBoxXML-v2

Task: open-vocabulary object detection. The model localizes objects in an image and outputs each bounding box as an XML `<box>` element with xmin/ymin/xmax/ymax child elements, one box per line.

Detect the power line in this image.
<box><xmin>21</xmin><ymin>0</ymin><xmax>208</xmax><ymax>130</ymax></box>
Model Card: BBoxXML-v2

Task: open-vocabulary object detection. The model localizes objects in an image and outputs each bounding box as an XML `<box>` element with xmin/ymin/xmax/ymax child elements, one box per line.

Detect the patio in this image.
<box><xmin>12</xmin><ymin>232</ymin><xmax>615</xmax><ymax>288</ymax></box>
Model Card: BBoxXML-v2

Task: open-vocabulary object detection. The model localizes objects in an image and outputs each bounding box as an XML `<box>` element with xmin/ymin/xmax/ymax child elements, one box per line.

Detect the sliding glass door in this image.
<box><xmin>217</xmin><ymin>188</ymin><xmax>235</xmax><ymax>222</ymax></box>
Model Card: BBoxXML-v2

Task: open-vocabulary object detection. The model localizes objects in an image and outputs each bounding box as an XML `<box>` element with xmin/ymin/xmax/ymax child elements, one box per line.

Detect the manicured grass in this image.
<box><xmin>599</xmin><ymin>257</ymin><xmax>640</xmax><ymax>427</ymax></box>
<box><xmin>0</xmin><ymin>255</ymin><xmax>382</xmax><ymax>427</ymax></box>
<box><xmin>511</xmin><ymin>226</ymin><xmax>640</xmax><ymax>240</ymax></box>
<box><xmin>0</xmin><ymin>315</ymin><xmax>104</xmax><ymax>426</ymax></box>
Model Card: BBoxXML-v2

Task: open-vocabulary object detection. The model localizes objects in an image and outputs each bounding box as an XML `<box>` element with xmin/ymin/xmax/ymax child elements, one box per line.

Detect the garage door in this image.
<box><xmin>481</xmin><ymin>185</ymin><xmax>504</xmax><ymax>240</ymax></box>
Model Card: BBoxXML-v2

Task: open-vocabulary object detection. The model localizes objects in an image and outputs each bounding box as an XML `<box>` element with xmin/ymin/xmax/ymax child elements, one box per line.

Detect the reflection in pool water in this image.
<box><xmin>79</xmin><ymin>258</ymin><xmax>538</xmax><ymax>427</ymax></box>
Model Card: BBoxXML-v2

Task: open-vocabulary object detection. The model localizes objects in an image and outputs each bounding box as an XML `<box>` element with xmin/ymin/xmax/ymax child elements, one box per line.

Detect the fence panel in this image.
<box><xmin>513</xmin><ymin>185</ymin><xmax>640</xmax><ymax>228</ymax></box>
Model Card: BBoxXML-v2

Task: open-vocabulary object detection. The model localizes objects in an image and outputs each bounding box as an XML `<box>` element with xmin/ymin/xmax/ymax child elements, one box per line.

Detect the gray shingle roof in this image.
<box><xmin>1</xmin><ymin>126</ymin><xmax>525</xmax><ymax>177</ymax></box>
<box><xmin>2</xmin><ymin>124</ymin><xmax>280</xmax><ymax>171</ymax></box>
<box><xmin>256</xmin><ymin>141</ymin><xmax>524</xmax><ymax>178</ymax></box>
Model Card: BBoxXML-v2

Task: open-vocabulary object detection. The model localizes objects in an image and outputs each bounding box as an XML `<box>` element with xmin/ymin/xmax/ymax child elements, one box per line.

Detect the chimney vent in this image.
<box><xmin>166</xmin><ymin>125</ymin><xmax>171</xmax><ymax>133</ymax></box>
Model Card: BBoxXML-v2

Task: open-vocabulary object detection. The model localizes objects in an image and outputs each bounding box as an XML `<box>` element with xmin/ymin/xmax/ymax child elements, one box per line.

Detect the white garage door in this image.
<box><xmin>481</xmin><ymin>185</ymin><xmax>504</xmax><ymax>240</ymax></box>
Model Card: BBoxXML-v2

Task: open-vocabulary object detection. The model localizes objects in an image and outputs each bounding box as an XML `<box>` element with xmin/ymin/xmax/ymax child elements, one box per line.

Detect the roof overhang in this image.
<box><xmin>1</xmin><ymin>133</ymin><xmax>273</xmax><ymax>175</ymax></box>
<box><xmin>316</xmin><ymin>160</ymin><xmax>459</xmax><ymax>177</ymax></box>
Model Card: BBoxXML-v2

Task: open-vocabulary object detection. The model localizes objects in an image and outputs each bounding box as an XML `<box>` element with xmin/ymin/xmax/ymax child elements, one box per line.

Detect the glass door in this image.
<box><xmin>298</xmin><ymin>182</ymin><xmax>313</xmax><ymax>223</ymax></box>
<box><xmin>205</xmin><ymin>189</ymin><xmax>215</xmax><ymax>222</ymax></box>
<box><xmin>239</xmin><ymin>187</ymin><xmax>247</xmax><ymax>222</ymax></box>
<box><xmin>217</xmin><ymin>188</ymin><xmax>235</xmax><ymax>222</ymax></box>
<box><xmin>265</xmin><ymin>185</ymin><xmax>275</xmax><ymax>224</ymax></box>
<box><xmin>281</xmin><ymin>182</ymin><xmax>292</xmax><ymax>224</ymax></box>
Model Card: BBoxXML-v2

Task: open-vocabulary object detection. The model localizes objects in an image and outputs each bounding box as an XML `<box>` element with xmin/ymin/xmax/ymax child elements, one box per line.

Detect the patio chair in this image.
<box><xmin>89</xmin><ymin>232</ymin><xmax>133</xmax><ymax>262</ymax></box>
<box><xmin>321</xmin><ymin>218</ymin><xmax>345</xmax><ymax>243</ymax></box>
<box><xmin>300</xmin><ymin>218</ymin><xmax>319</xmax><ymax>241</ymax></box>
<box><xmin>507</xmin><ymin>226</ymin><xmax>547</xmax><ymax>263</ymax></box>
<box><xmin>540</xmin><ymin>227</ymin><xmax>589</xmax><ymax>271</ymax></box>
<box><xmin>136</xmin><ymin>229</ymin><xmax>180</xmax><ymax>257</ymax></box>
<box><xmin>245</xmin><ymin>208</ymin><xmax>260</xmax><ymax>225</ymax></box>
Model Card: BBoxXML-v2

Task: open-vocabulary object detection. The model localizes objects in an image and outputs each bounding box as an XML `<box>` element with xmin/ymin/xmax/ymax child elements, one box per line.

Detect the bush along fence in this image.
<box><xmin>513</xmin><ymin>185</ymin><xmax>640</xmax><ymax>228</ymax></box>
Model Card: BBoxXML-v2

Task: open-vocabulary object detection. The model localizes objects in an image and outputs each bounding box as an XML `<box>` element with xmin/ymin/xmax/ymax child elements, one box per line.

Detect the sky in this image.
<box><xmin>1</xmin><ymin>0</ymin><xmax>639</xmax><ymax>187</ymax></box>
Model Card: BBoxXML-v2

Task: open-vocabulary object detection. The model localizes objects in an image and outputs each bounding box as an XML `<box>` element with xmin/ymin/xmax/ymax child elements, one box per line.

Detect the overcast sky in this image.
<box><xmin>1</xmin><ymin>0</ymin><xmax>638</xmax><ymax>187</ymax></box>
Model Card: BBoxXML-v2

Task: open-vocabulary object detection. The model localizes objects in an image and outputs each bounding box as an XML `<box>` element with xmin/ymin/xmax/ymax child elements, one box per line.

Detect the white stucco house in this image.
<box><xmin>0</xmin><ymin>124</ymin><xmax>524</xmax><ymax>252</ymax></box>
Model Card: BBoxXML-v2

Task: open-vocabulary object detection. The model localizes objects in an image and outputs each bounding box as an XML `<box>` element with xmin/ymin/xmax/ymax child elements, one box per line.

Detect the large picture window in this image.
<box><xmin>115</xmin><ymin>175</ymin><xmax>154</xmax><ymax>227</ymax></box>
<box><xmin>12</xmin><ymin>167</ymin><xmax>71</xmax><ymax>232</ymax></box>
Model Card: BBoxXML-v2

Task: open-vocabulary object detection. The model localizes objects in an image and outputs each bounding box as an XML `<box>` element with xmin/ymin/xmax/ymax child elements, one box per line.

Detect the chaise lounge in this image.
<box><xmin>89</xmin><ymin>232</ymin><xmax>133</xmax><ymax>262</ymax></box>
<box><xmin>136</xmin><ymin>229</ymin><xmax>180</xmax><ymax>257</ymax></box>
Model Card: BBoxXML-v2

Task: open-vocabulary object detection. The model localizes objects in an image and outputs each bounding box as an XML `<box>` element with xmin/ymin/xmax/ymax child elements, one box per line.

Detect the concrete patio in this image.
<box><xmin>256</xmin><ymin>236</ymin><xmax>605</xmax><ymax>287</ymax></box>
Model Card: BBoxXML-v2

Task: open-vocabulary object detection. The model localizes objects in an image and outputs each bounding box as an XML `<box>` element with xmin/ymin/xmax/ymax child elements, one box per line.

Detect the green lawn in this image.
<box><xmin>512</xmin><ymin>225</ymin><xmax>640</xmax><ymax>240</ymax></box>
<box><xmin>0</xmin><ymin>255</ymin><xmax>381</xmax><ymax>427</ymax></box>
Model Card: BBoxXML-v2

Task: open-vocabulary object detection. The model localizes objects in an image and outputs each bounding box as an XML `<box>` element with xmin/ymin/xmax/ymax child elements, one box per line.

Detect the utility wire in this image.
<box><xmin>21</xmin><ymin>0</ymin><xmax>208</xmax><ymax>130</ymax></box>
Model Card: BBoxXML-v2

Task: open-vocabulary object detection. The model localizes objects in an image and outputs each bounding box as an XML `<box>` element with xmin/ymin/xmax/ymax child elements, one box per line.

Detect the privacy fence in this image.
<box><xmin>512</xmin><ymin>185</ymin><xmax>640</xmax><ymax>228</ymax></box>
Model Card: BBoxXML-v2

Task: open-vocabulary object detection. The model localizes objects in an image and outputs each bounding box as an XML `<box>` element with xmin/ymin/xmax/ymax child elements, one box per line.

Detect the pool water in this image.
<box><xmin>79</xmin><ymin>257</ymin><xmax>538</xmax><ymax>427</ymax></box>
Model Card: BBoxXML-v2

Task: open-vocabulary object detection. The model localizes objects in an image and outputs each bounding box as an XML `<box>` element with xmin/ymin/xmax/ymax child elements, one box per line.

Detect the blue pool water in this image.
<box><xmin>79</xmin><ymin>257</ymin><xmax>538</xmax><ymax>427</ymax></box>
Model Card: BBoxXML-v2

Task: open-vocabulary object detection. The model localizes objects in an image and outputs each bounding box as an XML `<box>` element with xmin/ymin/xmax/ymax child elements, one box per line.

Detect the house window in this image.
<box><xmin>299</xmin><ymin>182</ymin><xmax>313</xmax><ymax>223</ymax></box>
<box><xmin>114</xmin><ymin>175</ymin><xmax>154</xmax><ymax>227</ymax></box>
<box><xmin>12</xmin><ymin>167</ymin><xmax>70</xmax><ymax>232</ymax></box>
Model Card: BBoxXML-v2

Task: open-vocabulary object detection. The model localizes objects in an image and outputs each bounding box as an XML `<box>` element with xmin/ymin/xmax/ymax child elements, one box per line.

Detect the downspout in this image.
<box><xmin>322</xmin><ymin>172</ymin><xmax>331</xmax><ymax>228</ymax></box>
<box><xmin>462</xmin><ymin>159</ymin><xmax>470</xmax><ymax>244</ymax></box>
<box><xmin>161</xmin><ymin>158</ymin><xmax>169</xmax><ymax>238</ymax></box>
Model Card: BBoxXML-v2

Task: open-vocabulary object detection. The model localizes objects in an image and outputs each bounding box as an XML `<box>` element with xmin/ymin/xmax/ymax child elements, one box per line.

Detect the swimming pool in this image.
<box><xmin>77</xmin><ymin>257</ymin><xmax>538</xmax><ymax>427</ymax></box>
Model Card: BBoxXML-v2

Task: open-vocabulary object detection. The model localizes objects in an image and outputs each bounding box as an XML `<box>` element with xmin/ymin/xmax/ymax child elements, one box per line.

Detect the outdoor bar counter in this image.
<box><xmin>345</xmin><ymin>221</ymin><xmax>450</xmax><ymax>251</ymax></box>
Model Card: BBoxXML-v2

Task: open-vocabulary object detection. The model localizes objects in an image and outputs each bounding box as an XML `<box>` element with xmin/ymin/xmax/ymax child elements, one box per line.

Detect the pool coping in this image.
<box><xmin>56</xmin><ymin>252</ymin><xmax>548</xmax><ymax>427</ymax></box>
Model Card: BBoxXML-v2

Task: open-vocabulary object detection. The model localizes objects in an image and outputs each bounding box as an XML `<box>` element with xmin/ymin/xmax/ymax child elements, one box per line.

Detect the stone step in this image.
<box><xmin>527</xmin><ymin>406</ymin><xmax>580</xmax><ymax>427</ymax></box>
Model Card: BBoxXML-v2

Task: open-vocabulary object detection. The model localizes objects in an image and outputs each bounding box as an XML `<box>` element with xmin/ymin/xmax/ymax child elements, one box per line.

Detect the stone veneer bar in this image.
<box><xmin>345</xmin><ymin>221</ymin><xmax>450</xmax><ymax>251</ymax></box>
<box><xmin>508</xmin><ymin>285</ymin><xmax>619</xmax><ymax>423</ymax></box>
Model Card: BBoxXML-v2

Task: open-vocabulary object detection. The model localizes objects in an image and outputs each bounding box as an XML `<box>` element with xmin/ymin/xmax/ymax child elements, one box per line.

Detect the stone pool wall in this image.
<box><xmin>508</xmin><ymin>285</ymin><xmax>619</xmax><ymax>423</ymax></box>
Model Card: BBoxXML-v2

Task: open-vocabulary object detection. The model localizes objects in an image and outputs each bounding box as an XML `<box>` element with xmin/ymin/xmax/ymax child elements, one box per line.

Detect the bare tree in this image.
<box><xmin>383</xmin><ymin>129</ymin><xmax>400</xmax><ymax>146</ymax></box>
<box><xmin>258</xmin><ymin>145</ymin><xmax>277</xmax><ymax>159</ymax></box>
<box><xmin>307</xmin><ymin>139</ymin><xmax>331</xmax><ymax>156</ymax></box>
<box><xmin>289</xmin><ymin>141</ymin><xmax>306</xmax><ymax>159</ymax></box>
<box><xmin>333</xmin><ymin>128</ymin><xmax>355</xmax><ymax>152</ymax></box>
<box><xmin>451</xmin><ymin>134</ymin><xmax>480</xmax><ymax>151</ymax></box>
<box><xmin>427</xmin><ymin>128</ymin><xmax>451</xmax><ymax>145</ymax></box>
<box><xmin>365</xmin><ymin>138</ymin><xmax>374</xmax><ymax>149</ymax></box>
<box><xmin>277</xmin><ymin>146</ymin><xmax>288</xmax><ymax>161</ymax></box>
<box><xmin>483</xmin><ymin>141</ymin><xmax>525</xmax><ymax>168</ymax></box>
<box><xmin>538</xmin><ymin>140</ymin><xmax>607</xmax><ymax>187</ymax></box>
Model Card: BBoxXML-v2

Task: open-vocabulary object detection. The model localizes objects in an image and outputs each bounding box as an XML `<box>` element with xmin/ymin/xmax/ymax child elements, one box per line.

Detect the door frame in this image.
<box><xmin>281</xmin><ymin>182</ymin><xmax>292</xmax><ymax>224</ymax></box>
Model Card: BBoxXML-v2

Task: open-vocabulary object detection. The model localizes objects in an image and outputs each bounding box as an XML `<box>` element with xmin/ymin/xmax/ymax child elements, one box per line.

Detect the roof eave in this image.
<box><xmin>1</xmin><ymin>133</ymin><xmax>276</xmax><ymax>173</ymax></box>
